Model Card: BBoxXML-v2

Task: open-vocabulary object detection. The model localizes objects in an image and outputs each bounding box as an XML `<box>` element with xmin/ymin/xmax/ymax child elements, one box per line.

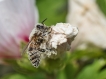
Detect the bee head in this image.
<box><xmin>36</xmin><ymin>18</ymin><xmax>47</xmax><ymax>30</ymax></box>
<box><xmin>36</xmin><ymin>24</ymin><xmax>44</xmax><ymax>29</ymax></box>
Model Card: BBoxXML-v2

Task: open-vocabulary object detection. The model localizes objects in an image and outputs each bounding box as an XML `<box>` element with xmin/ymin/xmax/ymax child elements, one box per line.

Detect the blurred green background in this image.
<box><xmin>0</xmin><ymin>0</ymin><xmax>106</xmax><ymax>79</ymax></box>
<box><xmin>36</xmin><ymin>0</ymin><xmax>68</xmax><ymax>26</ymax></box>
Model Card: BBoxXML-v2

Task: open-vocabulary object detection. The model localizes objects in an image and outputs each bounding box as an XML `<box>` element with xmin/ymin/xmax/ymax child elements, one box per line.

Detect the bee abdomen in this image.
<box><xmin>28</xmin><ymin>52</ymin><xmax>40</xmax><ymax>68</ymax></box>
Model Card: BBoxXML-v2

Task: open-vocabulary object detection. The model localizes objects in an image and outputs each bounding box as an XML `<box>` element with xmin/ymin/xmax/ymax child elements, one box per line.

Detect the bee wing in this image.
<box><xmin>27</xmin><ymin>39</ymin><xmax>41</xmax><ymax>68</ymax></box>
<box><xmin>21</xmin><ymin>40</ymin><xmax>32</xmax><ymax>55</ymax></box>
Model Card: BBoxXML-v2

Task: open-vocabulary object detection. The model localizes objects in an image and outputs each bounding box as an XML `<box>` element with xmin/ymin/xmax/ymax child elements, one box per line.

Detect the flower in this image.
<box><xmin>40</xmin><ymin>23</ymin><xmax>78</xmax><ymax>69</ymax></box>
<box><xmin>0</xmin><ymin>0</ymin><xmax>38</xmax><ymax>58</ymax></box>
<box><xmin>67</xmin><ymin>0</ymin><xmax>106</xmax><ymax>50</ymax></box>
<box><xmin>46</xmin><ymin>23</ymin><xmax>78</xmax><ymax>59</ymax></box>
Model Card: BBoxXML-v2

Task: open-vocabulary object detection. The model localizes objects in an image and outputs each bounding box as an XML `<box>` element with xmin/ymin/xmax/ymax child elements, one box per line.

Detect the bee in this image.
<box><xmin>22</xmin><ymin>18</ymin><xmax>52</xmax><ymax>68</ymax></box>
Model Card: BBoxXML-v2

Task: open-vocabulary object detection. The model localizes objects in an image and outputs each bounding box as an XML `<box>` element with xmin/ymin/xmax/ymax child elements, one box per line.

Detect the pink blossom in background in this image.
<box><xmin>0</xmin><ymin>0</ymin><xmax>38</xmax><ymax>58</ymax></box>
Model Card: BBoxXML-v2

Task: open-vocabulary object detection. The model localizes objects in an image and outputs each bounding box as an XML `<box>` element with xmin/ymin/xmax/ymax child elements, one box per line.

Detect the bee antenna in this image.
<box><xmin>41</xmin><ymin>18</ymin><xmax>47</xmax><ymax>24</ymax></box>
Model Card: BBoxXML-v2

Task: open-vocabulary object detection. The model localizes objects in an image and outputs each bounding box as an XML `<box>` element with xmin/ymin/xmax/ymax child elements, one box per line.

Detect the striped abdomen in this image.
<box><xmin>28</xmin><ymin>51</ymin><xmax>41</xmax><ymax>67</ymax></box>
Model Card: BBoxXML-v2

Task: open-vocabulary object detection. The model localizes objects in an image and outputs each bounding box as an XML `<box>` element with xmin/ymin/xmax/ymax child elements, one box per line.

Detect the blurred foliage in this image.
<box><xmin>96</xmin><ymin>0</ymin><xmax>106</xmax><ymax>16</ymax></box>
<box><xmin>36</xmin><ymin>0</ymin><xmax>68</xmax><ymax>26</ymax></box>
<box><xmin>1</xmin><ymin>0</ymin><xmax>106</xmax><ymax>79</ymax></box>
<box><xmin>76</xmin><ymin>59</ymin><xmax>106</xmax><ymax>79</ymax></box>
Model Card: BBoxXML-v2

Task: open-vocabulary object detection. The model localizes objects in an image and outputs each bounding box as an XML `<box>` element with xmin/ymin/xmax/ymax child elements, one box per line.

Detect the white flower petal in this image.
<box><xmin>50</xmin><ymin>23</ymin><xmax>78</xmax><ymax>49</ymax></box>
<box><xmin>0</xmin><ymin>0</ymin><xmax>38</xmax><ymax>58</ymax></box>
<box><xmin>67</xmin><ymin>0</ymin><xmax>106</xmax><ymax>50</ymax></box>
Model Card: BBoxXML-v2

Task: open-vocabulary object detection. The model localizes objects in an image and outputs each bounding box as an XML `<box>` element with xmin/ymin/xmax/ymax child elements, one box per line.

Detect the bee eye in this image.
<box><xmin>40</xmin><ymin>26</ymin><xmax>44</xmax><ymax>29</ymax></box>
<box><xmin>36</xmin><ymin>25</ymin><xmax>44</xmax><ymax>29</ymax></box>
<box><xmin>36</xmin><ymin>25</ymin><xmax>40</xmax><ymax>28</ymax></box>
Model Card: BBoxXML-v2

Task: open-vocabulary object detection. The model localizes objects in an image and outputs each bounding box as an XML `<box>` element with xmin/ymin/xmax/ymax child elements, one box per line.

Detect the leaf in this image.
<box><xmin>1</xmin><ymin>73</ymin><xmax>46</xmax><ymax>79</ymax></box>
<box><xmin>57</xmin><ymin>70</ymin><xmax>67</xmax><ymax>79</ymax></box>
<box><xmin>76</xmin><ymin>59</ymin><xmax>106</xmax><ymax>79</ymax></box>
<box><xmin>96</xmin><ymin>0</ymin><xmax>106</xmax><ymax>16</ymax></box>
<box><xmin>96</xmin><ymin>70</ymin><xmax>106</xmax><ymax>79</ymax></box>
<box><xmin>64</xmin><ymin>63</ymin><xmax>77</xmax><ymax>79</ymax></box>
<box><xmin>1</xmin><ymin>74</ymin><xmax>26</xmax><ymax>79</ymax></box>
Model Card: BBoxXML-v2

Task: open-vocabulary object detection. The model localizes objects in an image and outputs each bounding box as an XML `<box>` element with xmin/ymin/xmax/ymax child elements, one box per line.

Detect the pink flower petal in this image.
<box><xmin>0</xmin><ymin>0</ymin><xmax>38</xmax><ymax>58</ymax></box>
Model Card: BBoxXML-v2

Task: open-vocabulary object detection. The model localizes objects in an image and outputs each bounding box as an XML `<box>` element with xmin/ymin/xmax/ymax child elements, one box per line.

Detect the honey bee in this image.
<box><xmin>22</xmin><ymin>18</ymin><xmax>52</xmax><ymax>68</ymax></box>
